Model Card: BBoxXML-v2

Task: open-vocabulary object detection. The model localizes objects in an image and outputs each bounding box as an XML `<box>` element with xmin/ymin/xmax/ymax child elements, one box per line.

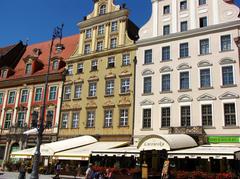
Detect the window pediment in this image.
<box><xmin>86</xmin><ymin>100</ymin><xmax>97</xmax><ymax>109</ymax></box>
<box><xmin>177</xmin><ymin>63</ymin><xmax>191</xmax><ymax>70</ymax></box>
<box><xmin>119</xmin><ymin>70</ymin><xmax>132</xmax><ymax>77</ymax></box>
<box><xmin>103</xmin><ymin>100</ymin><xmax>115</xmax><ymax>108</ymax></box>
<box><xmin>219</xmin><ymin>91</ymin><xmax>239</xmax><ymax>100</ymax></box>
<box><xmin>140</xmin><ymin>99</ymin><xmax>154</xmax><ymax>106</ymax></box>
<box><xmin>142</xmin><ymin>69</ymin><xmax>154</xmax><ymax>76</ymax></box>
<box><xmin>159</xmin><ymin>66</ymin><xmax>173</xmax><ymax>73</ymax></box>
<box><xmin>197</xmin><ymin>93</ymin><xmax>216</xmax><ymax>101</ymax></box>
<box><xmin>178</xmin><ymin>94</ymin><xmax>193</xmax><ymax>102</ymax></box>
<box><xmin>159</xmin><ymin>97</ymin><xmax>174</xmax><ymax>104</ymax></box>
<box><xmin>197</xmin><ymin>60</ymin><xmax>212</xmax><ymax>67</ymax></box>
<box><xmin>219</xmin><ymin>58</ymin><xmax>236</xmax><ymax>65</ymax></box>
<box><xmin>88</xmin><ymin>75</ymin><xmax>99</xmax><ymax>81</ymax></box>
<box><xmin>118</xmin><ymin>97</ymin><xmax>131</xmax><ymax>106</ymax></box>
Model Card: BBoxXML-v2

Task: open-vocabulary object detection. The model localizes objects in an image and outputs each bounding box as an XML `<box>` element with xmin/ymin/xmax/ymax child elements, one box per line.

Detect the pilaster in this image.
<box><xmin>104</xmin><ymin>22</ymin><xmax>110</xmax><ymax>49</ymax></box>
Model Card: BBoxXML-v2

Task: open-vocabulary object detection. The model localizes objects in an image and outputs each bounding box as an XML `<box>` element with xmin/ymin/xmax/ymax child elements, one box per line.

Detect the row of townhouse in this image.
<box><xmin>0</xmin><ymin>0</ymin><xmax>239</xmax><ymax>165</ymax></box>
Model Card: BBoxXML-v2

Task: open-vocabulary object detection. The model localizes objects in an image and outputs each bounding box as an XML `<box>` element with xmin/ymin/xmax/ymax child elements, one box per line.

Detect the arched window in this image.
<box><xmin>25</xmin><ymin>63</ymin><xmax>32</xmax><ymax>75</ymax></box>
<box><xmin>99</xmin><ymin>4</ymin><xmax>107</xmax><ymax>15</ymax></box>
<box><xmin>52</xmin><ymin>60</ymin><xmax>58</xmax><ymax>70</ymax></box>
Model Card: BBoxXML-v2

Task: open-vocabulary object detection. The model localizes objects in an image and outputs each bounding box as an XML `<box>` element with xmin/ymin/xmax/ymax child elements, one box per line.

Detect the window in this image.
<box><xmin>72</xmin><ymin>112</ymin><xmax>79</xmax><ymax>128</ymax></box>
<box><xmin>120</xmin><ymin>78</ymin><xmax>130</xmax><ymax>94</ymax></box>
<box><xmin>119</xmin><ymin>109</ymin><xmax>128</xmax><ymax>126</ymax></box>
<box><xmin>31</xmin><ymin>111</ymin><xmax>39</xmax><ymax>128</ymax></box>
<box><xmin>104</xmin><ymin>109</ymin><xmax>113</xmax><ymax>128</ymax></box>
<box><xmin>96</xmin><ymin>41</ymin><xmax>103</xmax><ymax>52</ymax></box>
<box><xmin>85</xmin><ymin>29</ymin><xmax>92</xmax><ymax>39</ymax></box>
<box><xmin>61</xmin><ymin>113</ymin><xmax>68</xmax><ymax>128</ymax></box>
<box><xmin>1</xmin><ymin>70</ymin><xmax>7</xmax><ymax>78</ymax></box>
<box><xmin>20</xmin><ymin>89</ymin><xmax>28</xmax><ymax>103</ymax></box>
<box><xmin>180</xmin><ymin>0</ymin><xmax>187</xmax><ymax>10</ymax></box>
<box><xmin>64</xmin><ymin>85</ymin><xmax>71</xmax><ymax>100</ymax></box>
<box><xmin>52</xmin><ymin>60</ymin><xmax>58</xmax><ymax>70</ymax></box>
<box><xmin>222</xmin><ymin>66</ymin><xmax>234</xmax><ymax>86</ymax></box>
<box><xmin>25</xmin><ymin>63</ymin><xmax>32</xmax><ymax>75</ymax></box>
<box><xmin>224</xmin><ymin>103</ymin><xmax>236</xmax><ymax>126</ymax></box>
<box><xmin>143</xmin><ymin>77</ymin><xmax>152</xmax><ymax>94</ymax></box>
<box><xmin>199</xmin><ymin>17</ymin><xmax>207</xmax><ymax>28</ymax></box>
<box><xmin>46</xmin><ymin>110</ymin><xmax>53</xmax><ymax>128</ymax></box>
<box><xmin>144</xmin><ymin>49</ymin><xmax>152</xmax><ymax>64</ymax></box>
<box><xmin>99</xmin><ymin>4</ymin><xmax>107</xmax><ymax>15</ymax></box>
<box><xmin>162</xmin><ymin>74</ymin><xmax>171</xmax><ymax>92</ymax></box>
<box><xmin>17</xmin><ymin>112</ymin><xmax>25</xmax><ymax>127</ymax></box>
<box><xmin>88</xmin><ymin>82</ymin><xmax>97</xmax><ymax>97</ymax></box>
<box><xmin>180</xmin><ymin>71</ymin><xmax>189</xmax><ymax>90</ymax></box>
<box><xmin>8</xmin><ymin>91</ymin><xmax>16</xmax><ymax>104</ymax></box>
<box><xmin>110</xmin><ymin>38</ymin><xmax>117</xmax><ymax>49</ymax></box>
<box><xmin>200</xmin><ymin>68</ymin><xmax>211</xmax><ymax>88</ymax></box>
<box><xmin>84</xmin><ymin>44</ymin><xmax>91</xmax><ymax>54</ymax></box>
<box><xmin>49</xmin><ymin>86</ymin><xmax>57</xmax><ymax>100</ymax></box>
<box><xmin>77</xmin><ymin>63</ymin><xmax>83</xmax><ymax>74</ymax></box>
<box><xmin>161</xmin><ymin>107</ymin><xmax>170</xmax><ymax>127</ymax></box>
<box><xmin>98</xmin><ymin>25</ymin><xmax>105</xmax><ymax>35</ymax></box>
<box><xmin>67</xmin><ymin>65</ymin><xmax>73</xmax><ymax>75</ymax></box>
<box><xmin>179</xmin><ymin>42</ymin><xmax>189</xmax><ymax>58</ymax></box>
<box><xmin>200</xmin><ymin>39</ymin><xmax>209</xmax><ymax>55</ymax></box>
<box><xmin>111</xmin><ymin>21</ymin><xmax>118</xmax><ymax>32</ymax></box>
<box><xmin>0</xmin><ymin>93</ymin><xmax>3</xmax><ymax>105</ymax></box>
<box><xmin>142</xmin><ymin>108</ymin><xmax>151</xmax><ymax>129</ymax></box>
<box><xmin>180</xmin><ymin>21</ymin><xmax>188</xmax><ymax>32</ymax></box>
<box><xmin>105</xmin><ymin>80</ymin><xmax>114</xmax><ymax>96</ymax></box>
<box><xmin>181</xmin><ymin>106</ymin><xmax>190</xmax><ymax>126</ymax></box>
<box><xmin>162</xmin><ymin>46</ymin><xmax>170</xmax><ymax>61</ymax></box>
<box><xmin>35</xmin><ymin>88</ymin><xmax>42</xmax><ymax>102</ymax></box>
<box><xmin>4</xmin><ymin>112</ymin><xmax>12</xmax><ymax>129</ymax></box>
<box><xmin>221</xmin><ymin>35</ymin><xmax>231</xmax><ymax>51</ymax></box>
<box><xmin>199</xmin><ymin>0</ymin><xmax>206</xmax><ymax>6</ymax></box>
<box><xmin>163</xmin><ymin>25</ymin><xmax>170</xmax><ymax>35</ymax></box>
<box><xmin>163</xmin><ymin>5</ymin><xmax>170</xmax><ymax>14</ymax></box>
<box><xmin>87</xmin><ymin>111</ymin><xmax>95</xmax><ymax>128</ymax></box>
<box><xmin>91</xmin><ymin>60</ymin><xmax>98</xmax><ymax>71</ymax></box>
<box><xmin>122</xmin><ymin>53</ymin><xmax>130</xmax><ymax>66</ymax></box>
<box><xmin>74</xmin><ymin>84</ymin><xmax>82</xmax><ymax>99</ymax></box>
<box><xmin>202</xmin><ymin>104</ymin><xmax>212</xmax><ymax>126</ymax></box>
<box><xmin>107</xmin><ymin>57</ymin><xmax>115</xmax><ymax>68</ymax></box>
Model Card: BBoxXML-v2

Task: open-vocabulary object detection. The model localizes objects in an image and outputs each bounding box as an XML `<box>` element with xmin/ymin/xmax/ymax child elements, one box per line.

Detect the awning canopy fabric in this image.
<box><xmin>11</xmin><ymin>135</ymin><xmax>97</xmax><ymax>158</ymax></box>
<box><xmin>92</xmin><ymin>146</ymin><xmax>140</xmax><ymax>157</ymax></box>
<box><xmin>168</xmin><ymin>145</ymin><xmax>240</xmax><ymax>159</ymax></box>
<box><xmin>53</xmin><ymin>142</ymin><xmax>129</xmax><ymax>161</ymax></box>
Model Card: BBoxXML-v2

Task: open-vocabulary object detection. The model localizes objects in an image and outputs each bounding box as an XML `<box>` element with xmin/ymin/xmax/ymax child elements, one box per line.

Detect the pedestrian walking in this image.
<box><xmin>85</xmin><ymin>163</ymin><xmax>94</xmax><ymax>179</ymax></box>
<box><xmin>18</xmin><ymin>163</ymin><xmax>26</xmax><ymax>179</ymax></box>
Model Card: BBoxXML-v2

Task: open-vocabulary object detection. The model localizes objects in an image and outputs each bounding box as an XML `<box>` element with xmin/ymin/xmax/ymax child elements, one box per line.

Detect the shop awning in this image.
<box><xmin>53</xmin><ymin>141</ymin><xmax>129</xmax><ymax>161</ymax></box>
<box><xmin>168</xmin><ymin>145</ymin><xmax>240</xmax><ymax>159</ymax></box>
<box><xmin>11</xmin><ymin>135</ymin><xmax>97</xmax><ymax>158</ymax></box>
<box><xmin>92</xmin><ymin>146</ymin><xmax>140</xmax><ymax>157</ymax></box>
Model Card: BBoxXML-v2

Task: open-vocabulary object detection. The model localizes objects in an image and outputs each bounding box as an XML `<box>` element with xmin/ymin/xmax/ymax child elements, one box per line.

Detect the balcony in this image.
<box><xmin>8</xmin><ymin>125</ymin><xmax>29</xmax><ymax>135</ymax></box>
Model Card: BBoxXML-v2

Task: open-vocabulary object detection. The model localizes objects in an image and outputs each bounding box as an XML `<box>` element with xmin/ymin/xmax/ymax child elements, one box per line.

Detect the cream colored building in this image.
<box><xmin>134</xmin><ymin>0</ymin><xmax>240</xmax><ymax>144</ymax></box>
<box><xmin>59</xmin><ymin>0</ymin><xmax>139</xmax><ymax>142</ymax></box>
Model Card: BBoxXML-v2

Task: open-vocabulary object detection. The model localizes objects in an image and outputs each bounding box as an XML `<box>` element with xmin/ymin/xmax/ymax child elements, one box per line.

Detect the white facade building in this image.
<box><xmin>134</xmin><ymin>0</ymin><xmax>240</xmax><ymax>145</ymax></box>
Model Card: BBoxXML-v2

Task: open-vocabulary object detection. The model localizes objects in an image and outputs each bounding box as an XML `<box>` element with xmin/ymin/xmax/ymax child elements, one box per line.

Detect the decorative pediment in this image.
<box><xmin>140</xmin><ymin>99</ymin><xmax>154</xmax><ymax>106</ymax></box>
<box><xmin>197</xmin><ymin>60</ymin><xmax>212</xmax><ymax>67</ymax></box>
<box><xmin>23</xmin><ymin>55</ymin><xmax>38</xmax><ymax>64</ymax></box>
<box><xmin>118</xmin><ymin>97</ymin><xmax>131</xmax><ymax>106</ymax></box>
<box><xmin>177</xmin><ymin>63</ymin><xmax>191</xmax><ymax>70</ymax></box>
<box><xmin>178</xmin><ymin>95</ymin><xmax>193</xmax><ymax>102</ymax></box>
<box><xmin>51</xmin><ymin>56</ymin><xmax>63</xmax><ymax>61</ymax></box>
<box><xmin>219</xmin><ymin>58</ymin><xmax>236</xmax><ymax>65</ymax></box>
<box><xmin>197</xmin><ymin>93</ymin><xmax>216</xmax><ymax>101</ymax></box>
<box><xmin>105</xmin><ymin>72</ymin><xmax>116</xmax><ymax>79</ymax></box>
<box><xmin>219</xmin><ymin>92</ymin><xmax>239</xmax><ymax>100</ymax></box>
<box><xmin>47</xmin><ymin>103</ymin><xmax>57</xmax><ymax>108</ymax></box>
<box><xmin>158</xmin><ymin>97</ymin><xmax>174</xmax><ymax>104</ymax></box>
<box><xmin>74</xmin><ymin>78</ymin><xmax>84</xmax><ymax>83</ymax></box>
<box><xmin>64</xmin><ymin>80</ymin><xmax>73</xmax><ymax>85</ymax></box>
<box><xmin>86</xmin><ymin>100</ymin><xmax>97</xmax><ymax>109</ymax></box>
<box><xmin>119</xmin><ymin>70</ymin><xmax>132</xmax><ymax>77</ymax></box>
<box><xmin>103</xmin><ymin>100</ymin><xmax>115</xmax><ymax>108</ymax></box>
<box><xmin>159</xmin><ymin>66</ymin><xmax>173</xmax><ymax>73</ymax></box>
<box><xmin>16</xmin><ymin>105</ymin><xmax>28</xmax><ymax>111</ymax></box>
<box><xmin>142</xmin><ymin>69</ymin><xmax>154</xmax><ymax>76</ymax></box>
<box><xmin>88</xmin><ymin>75</ymin><xmax>99</xmax><ymax>81</ymax></box>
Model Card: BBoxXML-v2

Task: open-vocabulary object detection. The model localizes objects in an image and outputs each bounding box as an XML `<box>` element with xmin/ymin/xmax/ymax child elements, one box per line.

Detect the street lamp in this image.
<box><xmin>30</xmin><ymin>24</ymin><xmax>64</xmax><ymax>179</ymax></box>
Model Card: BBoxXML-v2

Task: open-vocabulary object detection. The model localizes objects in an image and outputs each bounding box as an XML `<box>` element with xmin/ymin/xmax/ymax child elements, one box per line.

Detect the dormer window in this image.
<box><xmin>99</xmin><ymin>4</ymin><xmax>107</xmax><ymax>15</ymax></box>
<box><xmin>25</xmin><ymin>63</ymin><xmax>32</xmax><ymax>75</ymax></box>
<box><xmin>1</xmin><ymin>69</ymin><xmax>8</xmax><ymax>78</ymax></box>
<box><xmin>52</xmin><ymin>60</ymin><xmax>58</xmax><ymax>70</ymax></box>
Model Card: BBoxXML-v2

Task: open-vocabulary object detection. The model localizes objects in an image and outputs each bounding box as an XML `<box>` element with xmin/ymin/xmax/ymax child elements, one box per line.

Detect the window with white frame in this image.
<box><xmin>119</xmin><ymin>109</ymin><xmax>128</xmax><ymax>127</ymax></box>
<box><xmin>84</xmin><ymin>44</ymin><xmax>91</xmax><ymax>54</ymax></box>
<box><xmin>107</xmin><ymin>57</ymin><xmax>115</xmax><ymax>68</ymax></box>
<box><xmin>105</xmin><ymin>79</ymin><xmax>114</xmax><ymax>96</ymax></box>
<box><xmin>120</xmin><ymin>78</ymin><xmax>130</xmax><ymax>94</ymax></box>
<box><xmin>96</xmin><ymin>41</ymin><xmax>103</xmax><ymax>52</ymax></box>
<box><xmin>99</xmin><ymin>4</ymin><xmax>107</xmax><ymax>15</ymax></box>
<box><xmin>179</xmin><ymin>42</ymin><xmax>189</xmax><ymax>58</ymax></box>
<box><xmin>35</xmin><ymin>88</ymin><xmax>42</xmax><ymax>102</ymax></box>
<box><xmin>162</xmin><ymin>74</ymin><xmax>171</xmax><ymax>92</ymax></box>
<box><xmin>74</xmin><ymin>83</ymin><xmax>82</xmax><ymax>99</ymax></box>
<box><xmin>1</xmin><ymin>69</ymin><xmax>8</xmax><ymax>78</ymax></box>
<box><xmin>144</xmin><ymin>49</ymin><xmax>152</xmax><ymax>64</ymax></box>
<box><xmin>163</xmin><ymin>25</ymin><xmax>170</xmax><ymax>35</ymax></box>
<box><xmin>143</xmin><ymin>76</ymin><xmax>152</xmax><ymax>94</ymax></box>
<box><xmin>64</xmin><ymin>85</ymin><xmax>71</xmax><ymax>100</ymax></box>
<box><xmin>222</xmin><ymin>66</ymin><xmax>234</xmax><ymax>86</ymax></box>
<box><xmin>200</xmin><ymin>68</ymin><xmax>211</xmax><ymax>88</ymax></box>
<box><xmin>0</xmin><ymin>93</ymin><xmax>4</xmax><ymax>105</ymax></box>
<box><xmin>98</xmin><ymin>24</ymin><xmax>105</xmax><ymax>35</ymax></box>
<box><xmin>163</xmin><ymin>5</ymin><xmax>170</xmax><ymax>14</ymax></box>
<box><xmin>77</xmin><ymin>63</ymin><xmax>83</xmax><ymax>74</ymax></box>
<box><xmin>8</xmin><ymin>91</ymin><xmax>16</xmax><ymax>104</ymax></box>
<box><xmin>221</xmin><ymin>35</ymin><xmax>231</xmax><ymax>51</ymax></box>
<box><xmin>180</xmin><ymin>21</ymin><xmax>188</xmax><ymax>32</ymax></box>
<box><xmin>161</xmin><ymin>107</ymin><xmax>170</xmax><ymax>127</ymax></box>
<box><xmin>91</xmin><ymin>60</ymin><xmax>98</xmax><ymax>71</ymax></box>
<box><xmin>4</xmin><ymin>112</ymin><xmax>12</xmax><ymax>129</ymax></box>
<box><xmin>72</xmin><ymin>112</ymin><xmax>79</xmax><ymax>128</ymax></box>
<box><xmin>142</xmin><ymin>108</ymin><xmax>151</xmax><ymax>129</ymax></box>
<box><xmin>67</xmin><ymin>65</ymin><xmax>73</xmax><ymax>75</ymax></box>
<box><xmin>25</xmin><ymin>63</ymin><xmax>32</xmax><ymax>75</ymax></box>
<box><xmin>88</xmin><ymin>82</ymin><xmax>97</xmax><ymax>97</ymax></box>
<box><xmin>17</xmin><ymin>111</ymin><xmax>25</xmax><ymax>127</ymax></box>
<box><xmin>52</xmin><ymin>60</ymin><xmax>58</xmax><ymax>70</ymax></box>
<box><xmin>122</xmin><ymin>53</ymin><xmax>130</xmax><ymax>66</ymax></box>
<box><xmin>87</xmin><ymin>111</ymin><xmax>95</xmax><ymax>128</ymax></box>
<box><xmin>104</xmin><ymin>109</ymin><xmax>113</xmax><ymax>128</ymax></box>
<box><xmin>110</xmin><ymin>38</ymin><xmax>117</xmax><ymax>49</ymax></box>
<box><xmin>49</xmin><ymin>86</ymin><xmax>57</xmax><ymax>100</ymax></box>
<box><xmin>61</xmin><ymin>113</ymin><xmax>68</xmax><ymax>128</ymax></box>
<box><xmin>180</xmin><ymin>0</ymin><xmax>187</xmax><ymax>10</ymax></box>
<box><xmin>199</xmin><ymin>0</ymin><xmax>206</xmax><ymax>6</ymax></box>
<box><xmin>224</xmin><ymin>103</ymin><xmax>236</xmax><ymax>126</ymax></box>
<box><xmin>200</xmin><ymin>39</ymin><xmax>209</xmax><ymax>55</ymax></box>
<box><xmin>199</xmin><ymin>16</ymin><xmax>208</xmax><ymax>28</ymax></box>
<box><xmin>20</xmin><ymin>89</ymin><xmax>28</xmax><ymax>103</ymax></box>
<box><xmin>111</xmin><ymin>21</ymin><xmax>118</xmax><ymax>32</ymax></box>
<box><xmin>180</xmin><ymin>71</ymin><xmax>189</xmax><ymax>90</ymax></box>
<box><xmin>162</xmin><ymin>46</ymin><xmax>170</xmax><ymax>61</ymax></box>
<box><xmin>85</xmin><ymin>29</ymin><xmax>92</xmax><ymax>39</ymax></box>
<box><xmin>201</xmin><ymin>104</ymin><xmax>212</xmax><ymax>126</ymax></box>
<box><xmin>181</xmin><ymin>106</ymin><xmax>191</xmax><ymax>126</ymax></box>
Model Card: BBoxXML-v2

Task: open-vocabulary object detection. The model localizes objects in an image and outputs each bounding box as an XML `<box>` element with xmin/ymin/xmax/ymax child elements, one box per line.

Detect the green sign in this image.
<box><xmin>208</xmin><ymin>136</ymin><xmax>240</xmax><ymax>143</ymax></box>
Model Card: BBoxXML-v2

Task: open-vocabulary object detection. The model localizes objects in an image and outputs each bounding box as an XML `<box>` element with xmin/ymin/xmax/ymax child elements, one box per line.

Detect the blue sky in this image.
<box><xmin>0</xmin><ymin>0</ymin><xmax>239</xmax><ymax>47</ymax></box>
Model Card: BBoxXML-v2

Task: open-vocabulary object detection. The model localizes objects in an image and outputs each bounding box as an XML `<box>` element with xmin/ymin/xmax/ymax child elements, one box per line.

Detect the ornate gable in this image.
<box><xmin>178</xmin><ymin>95</ymin><xmax>193</xmax><ymax>103</ymax></box>
<box><xmin>159</xmin><ymin>97</ymin><xmax>174</xmax><ymax>104</ymax></box>
<box><xmin>219</xmin><ymin>91</ymin><xmax>239</xmax><ymax>100</ymax></box>
<box><xmin>197</xmin><ymin>93</ymin><xmax>217</xmax><ymax>101</ymax></box>
<box><xmin>140</xmin><ymin>99</ymin><xmax>154</xmax><ymax>106</ymax></box>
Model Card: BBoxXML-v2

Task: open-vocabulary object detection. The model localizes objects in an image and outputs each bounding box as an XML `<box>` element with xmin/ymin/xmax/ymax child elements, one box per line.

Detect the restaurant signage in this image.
<box><xmin>208</xmin><ymin>136</ymin><xmax>240</xmax><ymax>143</ymax></box>
<box><xmin>138</xmin><ymin>136</ymin><xmax>170</xmax><ymax>150</ymax></box>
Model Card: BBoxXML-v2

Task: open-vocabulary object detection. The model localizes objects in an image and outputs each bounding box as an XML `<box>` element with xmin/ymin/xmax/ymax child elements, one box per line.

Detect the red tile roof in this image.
<box><xmin>0</xmin><ymin>44</ymin><xmax>17</xmax><ymax>56</ymax></box>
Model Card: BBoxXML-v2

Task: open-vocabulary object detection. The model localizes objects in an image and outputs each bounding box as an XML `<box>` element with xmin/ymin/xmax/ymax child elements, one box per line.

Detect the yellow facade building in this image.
<box><xmin>58</xmin><ymin>0</ymin><xmax>139</xmax><ymax>142</ymax></box>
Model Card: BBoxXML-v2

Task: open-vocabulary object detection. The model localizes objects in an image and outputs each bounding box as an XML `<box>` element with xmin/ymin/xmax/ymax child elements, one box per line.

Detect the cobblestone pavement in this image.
<box><xmin>0</xmin><ymin>172</ymin><xmax>54</xmax><ymax>179</ymax></box>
